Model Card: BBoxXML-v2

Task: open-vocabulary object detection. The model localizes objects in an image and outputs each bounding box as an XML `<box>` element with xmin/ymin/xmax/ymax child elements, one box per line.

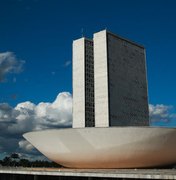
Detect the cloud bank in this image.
<box><xmin>0</xmin><ymin>51</ymin><xmax>25</xmax><ymax>82</ymax></box>
<box><xmin>0</xmin><ymin>92</ymin><xmax>72</xmax><ymax>159</ymax></box>
<box><xmin>149</xmin><ymin>104</ymin><xmax>176</xmax><ymax>126</ymax></box>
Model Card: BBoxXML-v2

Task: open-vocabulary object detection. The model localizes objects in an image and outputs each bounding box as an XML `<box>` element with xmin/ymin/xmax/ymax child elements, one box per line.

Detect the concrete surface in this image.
<box><xmin>1</xmin><ymin>167</ymin><xmax>176</xmax><ymax>179</ymax></box>
<box><xmin>23</xmin><ymin>127</ymin><xmax>176</xmax><ymax>168</ymax></box>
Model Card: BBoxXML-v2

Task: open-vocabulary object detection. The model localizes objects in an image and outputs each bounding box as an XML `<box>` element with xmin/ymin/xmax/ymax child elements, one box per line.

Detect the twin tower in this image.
<box><xmin>73</xmin><ymin>30</ymin><xmax>149</xmax><ymax>128</ymax></box>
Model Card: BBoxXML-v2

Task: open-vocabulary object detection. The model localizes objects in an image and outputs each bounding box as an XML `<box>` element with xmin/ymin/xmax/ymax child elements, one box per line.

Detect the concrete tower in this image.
<box><xmin>72</xmin><ymin>38</ymin><xmax>94</xmax><ymax>128</ymax></box>
<box><xmin>94</xmin><ymin>30</ymin><xmax>149</xmax><ymax>127</ymax></box>
<box><xmin>73</xmin><ymin>30</ymin><xmax>149</xmax><ymax>128</ymax></box>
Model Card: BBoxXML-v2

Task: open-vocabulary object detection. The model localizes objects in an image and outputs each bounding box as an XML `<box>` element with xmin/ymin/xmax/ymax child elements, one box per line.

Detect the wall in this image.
<box><xmin>107</xmin><ymin>32</ymin><xmax>149</xmax><ymax>126</ymax></box>
<box><xmin>94</xmin><ymin>30</ymin><xmax>109</xmax><ymax>127</ymax></box>
<box><xmin>72</xmin><ymin>38</ymin><xmax>85</xmax><ymax>128</ymax></box>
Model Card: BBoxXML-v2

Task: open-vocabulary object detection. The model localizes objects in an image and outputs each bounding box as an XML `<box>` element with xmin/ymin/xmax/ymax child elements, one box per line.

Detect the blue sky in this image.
<box><xmin>0</xmin><ymin>0</ymin><xmax>176</xmax><ymax>159</ymax></box>
<box><xmin>0</xmin><ymin>0</ymin><xmax>176</xmax><ymax>106</ymax></box>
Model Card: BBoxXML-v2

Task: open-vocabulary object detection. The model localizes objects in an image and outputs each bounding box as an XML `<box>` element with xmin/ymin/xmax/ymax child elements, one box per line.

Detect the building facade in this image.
<box><xmin>73</xmin><ymin>30</ymin><xmax>149</xmax><ymax>128</ymax></box>
<box><xmin>94</xmin><ymin>30</ymin><xmax>149</xmax><ymax>127</ymax></box>
<box><xmin>72</xmin><ymin>38</ymin><xmax>95</xmax><ymax>128</ymax></box>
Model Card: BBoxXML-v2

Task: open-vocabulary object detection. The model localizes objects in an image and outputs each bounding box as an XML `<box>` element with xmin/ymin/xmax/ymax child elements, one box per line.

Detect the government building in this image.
<box><xmin>73</xmin><ymin>30</ymin><xmax>149</xmax><ymax>128</ymax></box>
<box><xmin>23</xmin><ymin>30</ymin><xmax>176</xmax><ymax>169</ymax></box>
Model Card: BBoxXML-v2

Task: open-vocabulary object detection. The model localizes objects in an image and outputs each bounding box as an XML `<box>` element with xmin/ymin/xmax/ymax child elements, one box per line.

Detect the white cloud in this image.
<box><xmin>19</xmin><ymin>140</ymin><xmax>34</xmax><ymax>152</ymax></box>
<box><xmin>8</xmin><ymin>92</ymin><xmax>72</xmax><ymax>134</ymax></box>
<box><xmin>34</xmin><ymin>92</ymin><xmax>72</xmax><ymax>130</ymax></box>
<box><xmin>0</xmin><ymin>92</ymin><xmax>72</xmax><ymax>158</ymax></box>
<box><xmin>0</xmin><ymin>103</ymin><xmax>19</xmax><ymax>123</ymax></box>
<box><xmin>0</xmin><ymin>51</ymin><xmax>25</xmax><ymax>82</ymax></box>
<box><xmin>149</xmin><ymin>104</ymin><xmax>176</xmax><ymax>124</ymax></box>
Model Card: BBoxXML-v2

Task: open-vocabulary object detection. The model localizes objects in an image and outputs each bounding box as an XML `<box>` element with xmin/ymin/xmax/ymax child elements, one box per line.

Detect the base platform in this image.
<box><xmin>1</xmin><ymin>167</ymin><xmax>176</xmax><ymax>179</ymax></box>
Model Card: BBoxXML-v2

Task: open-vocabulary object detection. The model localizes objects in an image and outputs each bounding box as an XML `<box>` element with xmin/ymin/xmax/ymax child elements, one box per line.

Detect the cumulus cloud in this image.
<box><xmin>7</xmin><ymin>92</ymin><xmax>72</xmax><ymax>134</ymax></box>
<box><xmin>19</xmin><ymin>140</ymin><xmax>34</xmax><ymax>152</ymax></box>
<box><xmin>0</xmin><ymin>103</ymin><xmax>19</xmax><ymax>123</ymax></box>
<box><xmin>0</xmin><ymin>51</ymin><xmax>25</xmax><ymax>82</ymax></box>
<box><xmin>0</xmin><ymin>92</ymin><xmax>72</xmax><ymax>159</ymax></box>
<box><xmin>149</xmin><ymin>104</ymin><xmax>176</xmax><ymax>125</ymax></box>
